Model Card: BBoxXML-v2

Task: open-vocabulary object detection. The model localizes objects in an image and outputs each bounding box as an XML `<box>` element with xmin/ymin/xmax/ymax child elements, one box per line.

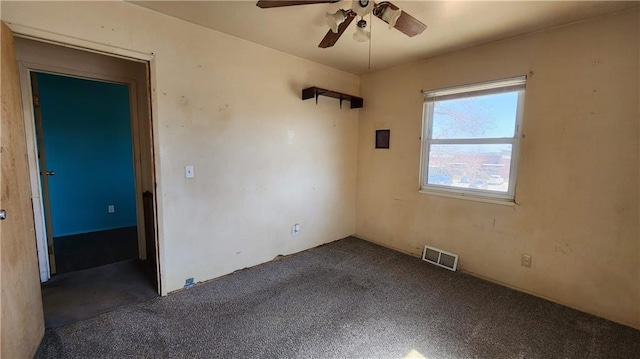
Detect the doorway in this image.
<box><xmin>32</xmin><ymin>72</ymin><xmax>139</xmax><ymax>274</ymax></box>
<box><xmin>15</xmin><ymin>37</ymin><xmax>160</xmax><ymax>327</ymax></box>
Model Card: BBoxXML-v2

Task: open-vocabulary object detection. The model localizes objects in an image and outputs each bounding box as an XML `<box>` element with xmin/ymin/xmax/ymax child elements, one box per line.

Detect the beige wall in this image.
<box><xmin>1</xmin><ymin>1</ymin><xmax>359</xmax><ymax>294</ymax></box>
<box><xmin>2</xmin><ymin>0</ymin><xmax>638</xmax><ymax>336</ymax></box>
<box><xmin>356</xmin><ymin>8</ymin><xmax>640</xmax><ymax>329</ymax></box>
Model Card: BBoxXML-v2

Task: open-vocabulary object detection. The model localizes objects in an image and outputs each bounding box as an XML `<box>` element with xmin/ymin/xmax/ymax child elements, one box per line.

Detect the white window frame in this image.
<box><xmin>420</xmin><ymin>76</ymin><xmax>526</xmax><ymax>202</ymax></box>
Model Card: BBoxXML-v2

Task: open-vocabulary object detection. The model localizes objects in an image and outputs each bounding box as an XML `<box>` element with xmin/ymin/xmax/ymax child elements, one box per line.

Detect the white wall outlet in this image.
<box><xmin>521</xmin><ymin>254</ymin><xmax>532</xmax><ymax>268</ymax></box>
<box><xmin>108</xmin><ymin>205</ymin><xmax>115</xmax><ymax>213</ymax></box>
<box><xmin>292</xmin><ymin>223</ymin><xmax>300</xmax><ymax>236</ymax></box>
<box><xmin>185</xmin><ymin>165</ymin><xmax>195</xmax><ymax>179</ymax></box>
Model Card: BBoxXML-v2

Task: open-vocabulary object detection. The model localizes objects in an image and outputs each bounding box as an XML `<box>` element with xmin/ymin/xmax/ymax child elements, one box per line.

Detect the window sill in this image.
<box><xmin>418</xmin><ymin>189</ymin><xmax>516</xmax><ymax>207</ymax></box>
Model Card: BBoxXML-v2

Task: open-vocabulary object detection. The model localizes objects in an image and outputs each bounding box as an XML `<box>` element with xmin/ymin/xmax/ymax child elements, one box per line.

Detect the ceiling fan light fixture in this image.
<box><xmin>381</xmin><ymin>6</ymin><xmax>402</xmax><ymax>29</ymax></box>
<box><xmin>352</xmin><ymin>0</ymin><xmax>374</xmax><ymax>17</ymax></box>
<box><xmin>353</xmin><ymin>19</ymin><xmax>370</xmax><ymax>42</ymax></box>
<box><xmin>325</xmin><ymin>9</ymin><xmax>347</xmax><ymax>33</ymax></box>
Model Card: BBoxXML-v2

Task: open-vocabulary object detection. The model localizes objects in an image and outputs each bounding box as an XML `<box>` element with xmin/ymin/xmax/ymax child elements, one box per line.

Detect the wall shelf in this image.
<box><xmin>302</xmin><ymin>87</ymin><xmax>363</xmax><ymax>109</ymax></box>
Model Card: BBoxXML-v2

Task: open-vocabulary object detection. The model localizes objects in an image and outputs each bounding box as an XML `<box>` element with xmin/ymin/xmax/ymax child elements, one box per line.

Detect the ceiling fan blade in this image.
<box><xmin>318</xmin><ymin>12</ymin><xmax>355</xmax><ymax>48</ymax></box>
<box><xmin>256</xmin><ymin>0</ymin><xmax>340</xmax><ymax>8</ymax></box>
<box><xmin>374</xmin><ymin>1</ymin><xmax>427</xmax><ymax>37</ymax></box>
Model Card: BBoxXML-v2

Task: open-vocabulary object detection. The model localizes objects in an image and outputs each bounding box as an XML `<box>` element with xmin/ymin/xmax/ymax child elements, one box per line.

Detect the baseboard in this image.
<box><xmin>353</xmin><ymin>234</ymin><xmax>423</xmax><ymax>258</ymax></box>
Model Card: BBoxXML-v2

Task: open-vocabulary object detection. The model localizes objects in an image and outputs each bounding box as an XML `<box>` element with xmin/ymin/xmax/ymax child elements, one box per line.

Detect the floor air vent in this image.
<box><xmin>422</xmin><ymin>245</ymin><xmax>459</xmax><ymax>271</ymax></box>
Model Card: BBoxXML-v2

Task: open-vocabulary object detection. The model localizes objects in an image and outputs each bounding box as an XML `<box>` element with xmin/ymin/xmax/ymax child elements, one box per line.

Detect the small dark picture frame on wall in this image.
<box><xmin>375</xmin><ymin>129</ymin><xmax>390</xmax><ymax>149</ymax></box>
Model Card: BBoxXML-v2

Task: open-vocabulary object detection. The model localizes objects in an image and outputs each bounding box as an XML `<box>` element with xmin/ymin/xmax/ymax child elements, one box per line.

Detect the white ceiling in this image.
<box><xmin>130</xmin><ymin>1</ymin><xmax>637</xmax><ymax>75</ymax></box>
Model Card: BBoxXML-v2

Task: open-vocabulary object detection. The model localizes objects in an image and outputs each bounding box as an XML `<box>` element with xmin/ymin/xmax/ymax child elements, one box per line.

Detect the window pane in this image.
<box><xmin>431</xmin><ymin>92</ymin><xmax>518</xmax><ymax>139</ymax></box>
<box><xmin>427</xmin><ymin>144</ymin><xmax>512</xmax><ymax>193</ymax></box>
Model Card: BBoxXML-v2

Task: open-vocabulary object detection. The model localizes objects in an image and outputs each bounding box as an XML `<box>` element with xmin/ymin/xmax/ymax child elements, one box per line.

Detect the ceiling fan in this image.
<box><xmin>256</xmin><ymin>0</ymin><xmax>427</xmax><ymax>48</ymax></box>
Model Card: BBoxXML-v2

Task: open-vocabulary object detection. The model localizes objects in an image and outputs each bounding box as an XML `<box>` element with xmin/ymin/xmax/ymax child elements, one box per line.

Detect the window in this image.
<box><xmin>420</xmin><ymin>76</ymin><xmax>526</xmax><ymax>201</ymax></box>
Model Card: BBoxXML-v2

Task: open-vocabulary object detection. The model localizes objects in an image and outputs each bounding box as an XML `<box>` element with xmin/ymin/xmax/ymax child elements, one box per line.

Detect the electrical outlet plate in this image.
<box><xmin>184</xmin><ymin>277</ymin><xmax>195</xmax><ymax>288</ymax></box>
<box><xmin>521</xmin><ymin>254</ymin><xmax>532</xmax><ymax>268</ymax></box>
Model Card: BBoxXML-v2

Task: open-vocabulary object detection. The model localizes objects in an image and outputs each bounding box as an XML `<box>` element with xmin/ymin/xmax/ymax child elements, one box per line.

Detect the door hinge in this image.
<box><xmin>33</xmin><ymin>96</ymin><xmax>40</xmax><ymax>107</ymax></box>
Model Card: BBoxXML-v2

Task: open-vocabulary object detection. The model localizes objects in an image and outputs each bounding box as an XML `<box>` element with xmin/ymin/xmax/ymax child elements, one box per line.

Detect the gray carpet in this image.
<box><xmin>41</xmin><ymin>259</ymin><xmax>157</xmax><ymax>328</ymax></box>
<box><xmin>35</xmin><ymin>237</ymin><xmax>639</xmax><ymax>358</ymax></box>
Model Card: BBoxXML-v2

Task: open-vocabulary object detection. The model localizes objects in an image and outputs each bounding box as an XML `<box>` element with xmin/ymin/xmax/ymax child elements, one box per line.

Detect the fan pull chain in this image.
<box><xmin>368</xmin><ymin>12</ymin><xmax>372</xmax><ymax>70</ymax></box>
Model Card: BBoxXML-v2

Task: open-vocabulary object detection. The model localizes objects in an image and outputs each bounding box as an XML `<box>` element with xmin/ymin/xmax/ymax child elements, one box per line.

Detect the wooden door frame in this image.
<box><xmin>29</xmin><ymin>74</ymin><xmax>57</xmax><ymax>275</ymax></box>
<box><xmin>8</xmin><ymin>25</ymin><xmax>163</xmax><ymax>294</ymax></box>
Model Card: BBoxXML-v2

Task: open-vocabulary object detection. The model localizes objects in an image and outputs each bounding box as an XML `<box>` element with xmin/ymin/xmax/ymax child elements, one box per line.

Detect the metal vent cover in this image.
<box><xmin>422</xmin><ymin>245</ymin><xmax>459</xmax><ymax>271</ymax></box>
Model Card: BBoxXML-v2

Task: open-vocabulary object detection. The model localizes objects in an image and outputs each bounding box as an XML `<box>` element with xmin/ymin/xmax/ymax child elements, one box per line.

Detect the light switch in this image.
<box><xmin>185</xmin><ymin>165</ymin><xmax>195</xmax><ymax>179</ymax></box>
<box><xmin>108</xmin><ymin>205</ymin><xmax>115</xmax><ymax>213</ymax></box>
